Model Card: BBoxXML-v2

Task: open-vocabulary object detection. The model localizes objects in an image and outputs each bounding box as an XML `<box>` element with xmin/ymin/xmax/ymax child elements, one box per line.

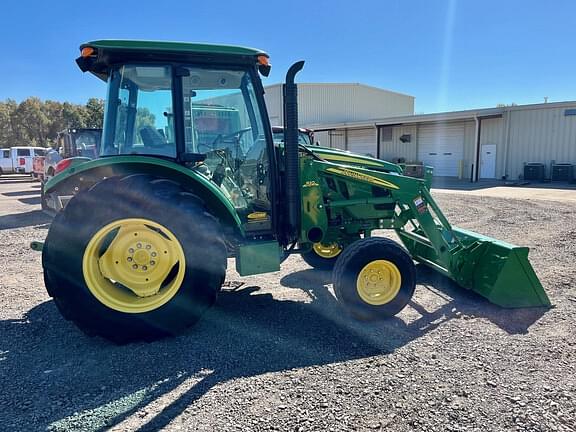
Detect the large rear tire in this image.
<box><xmin>332</xmin><ymin>237</ymin><xmax>416</xmax><ymax>320</ymax></box>
<box><xmin>42</xmin><ymin>174</ymin><xmax>227</xmax><ymax>343</ymax></box>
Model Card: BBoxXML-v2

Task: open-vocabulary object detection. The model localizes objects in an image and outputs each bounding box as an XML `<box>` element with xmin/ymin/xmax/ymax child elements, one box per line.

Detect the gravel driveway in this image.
<box><xmin>0</xmin><ymin>175</ymin><xmax>574</xmax><ymax>431</ymax></box>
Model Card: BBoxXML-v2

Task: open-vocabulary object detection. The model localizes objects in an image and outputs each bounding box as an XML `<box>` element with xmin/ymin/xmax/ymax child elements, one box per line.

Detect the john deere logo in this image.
<box><xmin>303</xmin><ymin>181</ymin><xmax>320</xmax><ymax>188</ymax></box>
<box><xmin>326</xmin><ymin>167</ymin><xmax>399</xmax><ymax>190</ymax></box>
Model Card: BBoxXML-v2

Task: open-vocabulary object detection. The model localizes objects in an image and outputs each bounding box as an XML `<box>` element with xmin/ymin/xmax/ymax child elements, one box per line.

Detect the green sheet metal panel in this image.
<box><xmin>235</xmin><ymin>241</ymin><xmax>282</xmax><ymax>276</ymax></box>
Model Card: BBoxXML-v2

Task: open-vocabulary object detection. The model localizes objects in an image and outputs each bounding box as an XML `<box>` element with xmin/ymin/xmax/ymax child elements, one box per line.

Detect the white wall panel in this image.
<box><xmin>263</xmin><ymin>83</ymin><xmax>414</xmax><ymax>128</ymax></box>
<box><xmin>506</xmin><ymin>107</ymin><xmax>576</xmax><ymax>180</ymax></box>
<box><xmin>379</xmin><ymin>125</ymin><xmax>418</xmax><ymax>163</ymax></box>
<box><xmin>347</xmin><ymin>128</ymin><xmax>377</xmax><ymax>157</ymax></box>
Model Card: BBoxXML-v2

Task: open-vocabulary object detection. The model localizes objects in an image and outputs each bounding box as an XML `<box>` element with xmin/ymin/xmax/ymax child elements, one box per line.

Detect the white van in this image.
<box><xmin>0</xmin><ymin>147</ymin><xmax>47</xmax><ymax>175</ymax></box>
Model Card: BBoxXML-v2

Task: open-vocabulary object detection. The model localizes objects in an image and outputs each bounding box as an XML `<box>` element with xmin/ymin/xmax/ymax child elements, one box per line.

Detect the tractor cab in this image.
<box><xmin>57</xmin><ymin>128</ymin><xmax>102</xmax><ymax>159</ymax></box>
<box><xmin>84</xmin><ymin>42</ymin><xmax>277</xmax><ymax>229</ymax></box>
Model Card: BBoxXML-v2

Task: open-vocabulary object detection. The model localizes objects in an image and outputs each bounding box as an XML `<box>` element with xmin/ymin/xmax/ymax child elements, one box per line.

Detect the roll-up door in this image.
<box><xmin>417</xmin><ymin>123</ymin><xmax>464</xmax><ymax>176</ymax></box>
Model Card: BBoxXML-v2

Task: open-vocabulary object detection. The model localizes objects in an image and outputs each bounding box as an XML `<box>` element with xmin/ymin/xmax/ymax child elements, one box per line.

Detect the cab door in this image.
<box><xmin>180</xmin><ymin>66</ymin><xmax>274</xmax><ymax>234</ymax></box>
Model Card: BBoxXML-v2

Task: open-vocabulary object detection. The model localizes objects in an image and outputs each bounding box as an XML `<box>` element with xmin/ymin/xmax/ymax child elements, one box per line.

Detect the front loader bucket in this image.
<box><xmin>450</xmin><ymin>227</ymin><xmax>551</xmax><ymax>308</ymax></box>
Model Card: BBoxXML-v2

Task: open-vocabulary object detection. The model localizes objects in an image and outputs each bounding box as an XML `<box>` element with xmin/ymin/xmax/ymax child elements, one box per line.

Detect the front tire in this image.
<box><xmin>42</xmin><ymin>175</ymin><xmax>227</xmax><ymax>343</ymax></box>
<box><xmin>333</xmin><ymin>237</ymin><xmax>416</xmax><ymax>320</ymax></box>
<box><xmin>301</xmin><ymin>242</ymin><xmax>343</xmax><ymax>270</ymax></box>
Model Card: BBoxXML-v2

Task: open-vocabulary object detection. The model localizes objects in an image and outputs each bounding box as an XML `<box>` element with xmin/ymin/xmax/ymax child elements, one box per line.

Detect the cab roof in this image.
<box><xmin>81</xmin><ymin>40</ymin><xmax>269</xmax><ymax>58</ymax></box>
<box><xmin>77</xmin><ymin>40</ymin><xmax>270</xmax><ymax>79</ymax></box>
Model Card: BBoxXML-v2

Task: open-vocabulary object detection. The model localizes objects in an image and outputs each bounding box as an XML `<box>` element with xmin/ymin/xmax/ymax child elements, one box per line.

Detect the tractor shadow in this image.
<box><xmin>411</xmin><ymin>265</ymin><xmax>549</xmax><ymax>335</ymax></box>
<box><xmin>0</xmin><ymin>282</ymin><xmax>402</xmax><ymax>431</ymax></box>
<box><xmin>0</xmin><ymin>264</ymin><xmax>548</xmax><ymax>431</ymax></box>
<box><xmin>280</xmin><ymin>265</ymin><xmax>548</xmax><ymax>337</ymax></box>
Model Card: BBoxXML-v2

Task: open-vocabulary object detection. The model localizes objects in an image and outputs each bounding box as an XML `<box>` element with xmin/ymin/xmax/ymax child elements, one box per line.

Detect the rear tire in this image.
<box><xmin>42</xmin><ymin>174</ymin><xmax>227</xmax><ymax>343</ymax></box>
<box><xmin>332</xmin><ymin>237</ymin><xmax>416</xmax><ymax>320</ymax></box>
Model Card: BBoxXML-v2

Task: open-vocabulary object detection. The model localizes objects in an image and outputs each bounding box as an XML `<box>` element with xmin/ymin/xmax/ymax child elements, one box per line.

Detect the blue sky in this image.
<box><xmin>1</xmin><ymin>0</ymin><xmax>574</xmax><ymax>114</ymax></box>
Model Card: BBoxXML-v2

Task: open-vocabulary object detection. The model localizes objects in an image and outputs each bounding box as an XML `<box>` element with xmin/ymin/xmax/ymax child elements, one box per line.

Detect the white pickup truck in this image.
<box><xmin>0</xmin><ymin>146</ymin><xmax>46</xmax><ymax>175</ymax></box>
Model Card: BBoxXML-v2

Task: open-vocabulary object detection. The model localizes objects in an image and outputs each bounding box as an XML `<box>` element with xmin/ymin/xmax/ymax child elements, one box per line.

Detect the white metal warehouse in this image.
<box><xmin>306</xmin><ymin>101</ymin><xmax>576</xmax><ymax>181</ymax></box>
<box><xmin>263</xmin><ymin>83</ymin><xmax>414</xmax><ymax>128</ymax></box>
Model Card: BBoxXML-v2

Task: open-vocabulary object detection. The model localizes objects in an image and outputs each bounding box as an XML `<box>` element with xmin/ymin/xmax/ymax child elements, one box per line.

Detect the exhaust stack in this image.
<box><xmin>283</xmin><ymin>61</ymin><xmax>305</xmax><ymax>241</ymax></box>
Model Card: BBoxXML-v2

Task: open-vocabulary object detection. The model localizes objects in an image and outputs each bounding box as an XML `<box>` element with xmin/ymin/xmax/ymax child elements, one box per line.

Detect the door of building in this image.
<box><xmin>418</xmin><ymin>123</ymin><xmax>465</xmax><ymax>177</ymax></box>
<box><xmin>480</xmin><ymin>144</ymin><xmax>497</xmax><ymax>179</ymax></box>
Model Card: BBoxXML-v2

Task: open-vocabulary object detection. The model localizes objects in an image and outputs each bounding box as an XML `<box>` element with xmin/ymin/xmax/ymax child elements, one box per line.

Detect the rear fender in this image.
<box><xmin>43</xmin><ymin>156</ymin><xmax>243</xmax><ymax>235</ymax></box>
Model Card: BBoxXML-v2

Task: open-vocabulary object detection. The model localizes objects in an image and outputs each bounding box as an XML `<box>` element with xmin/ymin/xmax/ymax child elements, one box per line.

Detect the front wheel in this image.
<box><xmin>42</xmin><ymin>175</ymin><xmax>227</xmax><ymax>343</ymax></box>
<box><xmin>332</xmin><ymin>237</ymin><xmax>416</xmax><ymax>320</ymax></box>
<box><xmin>301</xmin><ymin>242</ymin><xmax>343</xmax><ymax>270</ymax></box>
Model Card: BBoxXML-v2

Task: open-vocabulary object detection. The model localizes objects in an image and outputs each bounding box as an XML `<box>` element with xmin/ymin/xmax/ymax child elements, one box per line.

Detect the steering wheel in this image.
<box><xmin>211</xmin><ymin>127</ymin><xmax>252</xmax><ymax>149</ymax></box>
<box><xmin>197</xmin><ymin>127</ymin><xmax>252</xmax><ymax>154</ymax></box>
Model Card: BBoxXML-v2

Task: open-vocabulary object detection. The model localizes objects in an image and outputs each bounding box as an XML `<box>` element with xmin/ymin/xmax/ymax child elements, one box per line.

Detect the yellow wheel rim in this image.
<box><xmin>82</xmin><ymin>218</ymin><xmax>186</xmax><ymax>314</ymax></box>
<box><xmin>356</xmin><ymin>260</ymin><xmax>402</xmax><ymax>306</ymax></box>
<box><xmin>312</xmin><ymin>242</ymin><xmax>342</xmax><ymax>259</ymax></box>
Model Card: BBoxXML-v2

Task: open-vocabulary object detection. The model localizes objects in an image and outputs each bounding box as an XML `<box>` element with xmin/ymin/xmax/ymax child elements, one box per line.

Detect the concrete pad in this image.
<box><xmin>432</xmin><ymin>185</ymin><xmax>576</xmax><ymax>202</ymax></box>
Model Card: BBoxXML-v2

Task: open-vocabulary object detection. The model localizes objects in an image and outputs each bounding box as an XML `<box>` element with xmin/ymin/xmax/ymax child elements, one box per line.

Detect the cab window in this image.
<box><xmin>102</xmin><ymin>66</ymin><xmax>175</xmax><ymax>157</ymax></box>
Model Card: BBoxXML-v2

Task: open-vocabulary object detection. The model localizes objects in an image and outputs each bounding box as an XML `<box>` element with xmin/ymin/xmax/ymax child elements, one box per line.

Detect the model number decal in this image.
<box><xmin>326</xmin><ymin>167</ymin><xmax>399</xmax><ymax>190</ymax></box>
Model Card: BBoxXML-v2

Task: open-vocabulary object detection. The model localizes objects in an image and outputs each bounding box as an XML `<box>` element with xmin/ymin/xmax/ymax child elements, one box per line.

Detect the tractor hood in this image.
<box><xmin>305</xmin><ymin>146</ymin><xmax>403</xmax><ymax>174</ymax></box>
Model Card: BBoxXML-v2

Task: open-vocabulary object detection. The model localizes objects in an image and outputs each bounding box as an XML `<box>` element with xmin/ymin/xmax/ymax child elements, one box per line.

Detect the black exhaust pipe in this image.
<box><xmin>283</xmin><ymin>61</ymin><xmax>305</xmax><ymax>241</ymax></box>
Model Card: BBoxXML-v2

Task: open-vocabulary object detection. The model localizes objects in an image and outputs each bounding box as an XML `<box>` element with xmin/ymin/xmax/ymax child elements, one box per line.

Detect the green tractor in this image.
<box><xmin>38</xmin><ymin>40</ymin><xmax>550</xmax><ymax>343</ymax></box>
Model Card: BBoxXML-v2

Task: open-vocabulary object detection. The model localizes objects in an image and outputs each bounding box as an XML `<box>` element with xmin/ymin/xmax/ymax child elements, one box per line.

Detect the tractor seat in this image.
<box><xmin>139</xmin><ymin>126</ymin><xmax>167</xmax><ymax>148</ymax></box>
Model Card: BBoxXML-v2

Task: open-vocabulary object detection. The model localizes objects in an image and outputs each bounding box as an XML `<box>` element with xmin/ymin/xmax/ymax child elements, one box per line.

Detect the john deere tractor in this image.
<box><xmin>38</xmin><ymin>40</ymin><xmax>550</xmax><ymax>343</ymax></box>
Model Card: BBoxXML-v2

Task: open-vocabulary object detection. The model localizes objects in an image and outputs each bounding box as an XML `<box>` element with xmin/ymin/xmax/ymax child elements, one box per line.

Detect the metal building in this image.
<box><xmin>309</xmin><ymin>101</ymin><xmax>576</xmax><ymax>181</ymax></box>
<box><xmin>263</xmin><ymin>83</ymin><xmax>414</xmax><ymax>132</ymax></box>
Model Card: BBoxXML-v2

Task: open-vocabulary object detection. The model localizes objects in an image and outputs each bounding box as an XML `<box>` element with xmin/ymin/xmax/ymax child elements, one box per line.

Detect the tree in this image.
<box><xmin>12</xmin><ymin>97</ymin><xmax>51</xmax><ymax>146</ymax></box>
<box><xmin>0</xmin><ymin>100</ymin><xmax>18</xmax><ymax>148</ymax></box>
<box><xmin>0</xmin><ymin>97</ymin><xmax>105</xmax><ymax>148</ymax></box>
<box><xmin>84</xmin><ymin>98</ymin><xmax>104</xmax><ymax>128</ymax></box>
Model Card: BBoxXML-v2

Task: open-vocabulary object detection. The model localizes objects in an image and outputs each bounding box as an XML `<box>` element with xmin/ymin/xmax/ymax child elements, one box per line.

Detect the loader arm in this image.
<box><xmin>302</xmin><ymin>154</ymin><xmax>550</xmax><ymax>308</ymax></box>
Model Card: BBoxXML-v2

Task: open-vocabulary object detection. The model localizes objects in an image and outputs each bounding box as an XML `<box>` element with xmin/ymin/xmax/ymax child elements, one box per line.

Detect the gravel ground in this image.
<box><xmin>0</xmin><ymin>175</ymin><xmax>574</xmax><ymax>432</ymax></box>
